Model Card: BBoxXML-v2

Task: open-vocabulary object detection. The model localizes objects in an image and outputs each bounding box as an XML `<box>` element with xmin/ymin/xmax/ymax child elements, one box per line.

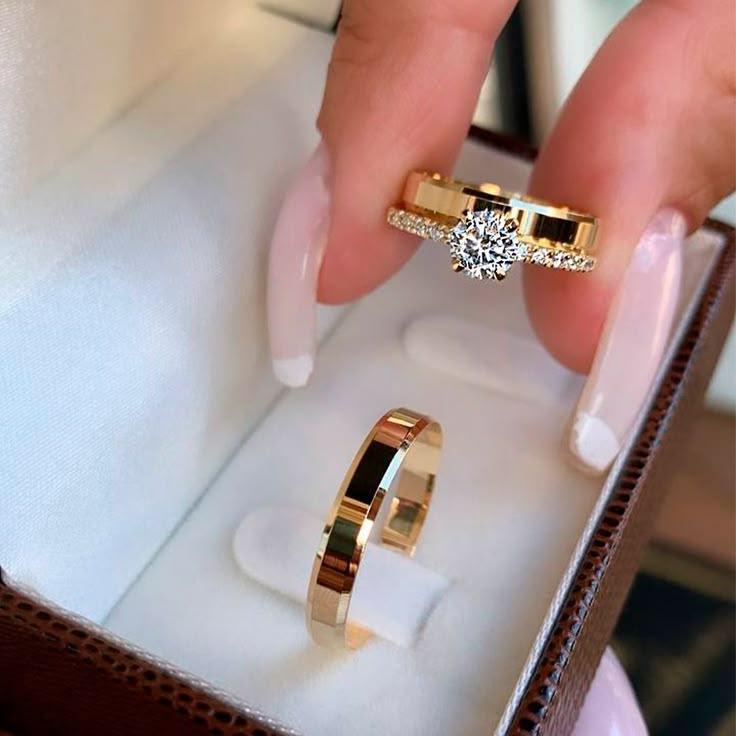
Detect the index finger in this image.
<box><xmin>267</xmin><ymin>0</ymin><xmax>517</xmax><ymax>385</ymax></box>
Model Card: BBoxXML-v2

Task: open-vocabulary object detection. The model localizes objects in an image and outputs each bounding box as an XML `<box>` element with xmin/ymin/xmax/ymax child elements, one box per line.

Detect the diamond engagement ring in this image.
<box><xmin>387</xmin><ymin>172</ymin><xmax>599</xmax><ymax>281</ymax></box>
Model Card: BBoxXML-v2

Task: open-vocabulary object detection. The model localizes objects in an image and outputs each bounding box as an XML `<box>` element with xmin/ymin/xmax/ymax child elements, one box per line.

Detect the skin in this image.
<box><xmin>315</xmin><ymin>0</ymin><xmax>735</xmax><ymax>373</ymax></box>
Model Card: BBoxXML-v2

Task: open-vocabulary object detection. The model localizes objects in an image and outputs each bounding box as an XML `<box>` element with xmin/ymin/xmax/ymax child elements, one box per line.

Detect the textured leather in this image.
<box><xmin>0</xmin><ymin>583</ymin><xmax>279</xmax><ymax>736</ymax></box>
<box><xmin>0</xmin><ymin>132</ymin><xmax>733</xmax><ymax>736</ymax></box>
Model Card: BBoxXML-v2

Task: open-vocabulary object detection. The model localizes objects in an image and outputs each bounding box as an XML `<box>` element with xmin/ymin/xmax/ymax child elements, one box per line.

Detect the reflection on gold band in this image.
<box><xmin>403</xmin><ymin>172</ymin><xmax>598</xmax><ymax>253</ymax></box>
<box><xmin>306</xmin><ymin>408</ymin><xmax>442</xmax><ymax>649</ymax></box>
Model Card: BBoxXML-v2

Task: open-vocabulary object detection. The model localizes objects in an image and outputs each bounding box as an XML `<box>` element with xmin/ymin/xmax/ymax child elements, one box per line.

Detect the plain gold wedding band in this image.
<box><xmin>306</xmin><ymin>408</ymin><xmax>442</xmax><ymax>649</ymax></box>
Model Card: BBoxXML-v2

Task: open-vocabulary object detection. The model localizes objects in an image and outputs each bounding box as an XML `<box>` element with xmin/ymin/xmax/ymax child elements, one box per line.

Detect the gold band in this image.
<box><xmin>306</xmin><ymin>408</ymin><xmax>442</xmax><ymax>649</ymax></box>
<box><xmin>404</xmin><ymin>172</ymin><xmax>598</xmax><ymax>252</ymax></box>
<box><xmin>387</xmin><ymin>208</ymin><xmax>596</xmax><ymax>273</ymax></box>
<box><xmin>388</xmin><ymin>172</ymin><xmax>599</xmax><ymax>281</ymax></box>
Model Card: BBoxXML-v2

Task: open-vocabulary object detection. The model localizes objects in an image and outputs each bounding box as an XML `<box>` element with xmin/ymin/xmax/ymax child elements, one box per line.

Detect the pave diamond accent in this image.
<box><xmin>387</xmin><ymin>207</ymin><xmax>595</xmax><ymax>274</ymax></box>
<box><xmin>528</xmin><ymin>248</ymin><xmax>595</xmax><ymax>272</ymax></box>
<box><xmin>448</xmin><ymin>209</ymin><xmax>526</xmax><ymax>280</ymax></box>
<box><xmin>386</xmin><ymin>207</ymin><xmax>453</xmax><ymax>241</ymax></box>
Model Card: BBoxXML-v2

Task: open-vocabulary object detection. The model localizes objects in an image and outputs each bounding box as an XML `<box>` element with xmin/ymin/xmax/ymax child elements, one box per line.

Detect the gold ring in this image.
<box><xmin>387</xmin><ymin>172</ymin><xmax>599</xmax><ymax>281</ymax></box>
<box><xmin>306</xmin><ymin>408</ymin><xmax>442</xmax><ymax>649</ymax></box>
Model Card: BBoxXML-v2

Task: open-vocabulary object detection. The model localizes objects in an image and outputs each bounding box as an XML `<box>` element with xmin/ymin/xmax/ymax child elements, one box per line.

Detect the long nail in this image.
<box><xmin>267</xmin><ymin>141</ymin><xmax>330</xmax><ymax>387</ymax></box>
<box><xmin>570</xmin><ymin>209</ymin><xmax>685</xmax><ymax>474</ymax></box>
<box><xmin>572</xmin><ymin>648</ymin><xmax>648</xmax><ymax>736</ymax></box>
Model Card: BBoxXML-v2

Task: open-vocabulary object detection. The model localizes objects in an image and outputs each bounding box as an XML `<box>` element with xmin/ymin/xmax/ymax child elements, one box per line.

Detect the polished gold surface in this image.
<box><xmin>405</xmin><ymin>172</ymin><xmax>598</xmax><ymax>251</ymax></box>
<box><xmin>387</xmin><ymin>171</ymin><xmax>599</xmax><ymax>280</ymax></box>
<box><xmin>306</xmin><ymin>408</ymin><xmax>442</xmax><ymax>649</ymax></box>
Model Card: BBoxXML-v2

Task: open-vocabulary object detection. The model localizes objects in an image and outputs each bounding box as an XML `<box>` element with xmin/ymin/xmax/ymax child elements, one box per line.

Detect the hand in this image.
<box><xmin>267</xmin><ymin>0</ymin><xmax>733</xmax><ymax>473</ymax></box>
<box><xmin>267</xmin><ymin>0</ymin><xmax>733</xmax><ymax>431</ymax></box>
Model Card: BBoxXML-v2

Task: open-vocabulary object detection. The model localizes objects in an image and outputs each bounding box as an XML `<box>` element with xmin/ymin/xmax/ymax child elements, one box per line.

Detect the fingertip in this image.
<box><xmin>523</xmin><ymin>266</ymin><xmax>613</xmax><ymax>374</ymax></box>
<box><xmin>317</xmin><ymin>226</ymin><xmax>421</xmax><ymax>304</ymax></box>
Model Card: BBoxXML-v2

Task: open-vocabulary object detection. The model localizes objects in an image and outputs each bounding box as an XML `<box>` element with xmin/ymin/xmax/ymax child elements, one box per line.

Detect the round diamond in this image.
<box><xmin>448</xmin><ymin>209</ymin><xmax>525</xmax><ymax>280</ymax></box>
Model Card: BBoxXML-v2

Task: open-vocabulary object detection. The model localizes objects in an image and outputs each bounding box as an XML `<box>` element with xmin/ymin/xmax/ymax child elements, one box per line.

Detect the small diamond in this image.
<box><xmin>550</xmin><ymin>252</ymin><xmax>565</xmax><ymax>268</ymax></box>
<box><xmin>448</xmin><ymin>209</ymin><xmax>524</xmax><ymax>280</ymax></box>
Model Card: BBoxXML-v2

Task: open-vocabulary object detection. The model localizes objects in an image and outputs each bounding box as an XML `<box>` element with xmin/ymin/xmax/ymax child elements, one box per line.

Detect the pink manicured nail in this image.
<box><xmin>570</xmin><ymin>209</ymin><xmax>685</xmax><ymax>474</ymax></box>
<box><xmin>572</xmin><ymin>648</ymin><xmax>648</xmax><ymax>736</ymax></box>
<box><xmin>267</xmin><ymin>141</ymin><xmax>331</xmax><ymax>387</ymax></box>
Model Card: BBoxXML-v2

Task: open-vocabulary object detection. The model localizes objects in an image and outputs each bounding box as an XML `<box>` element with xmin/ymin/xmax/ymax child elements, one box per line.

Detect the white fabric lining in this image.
<box><xmin>0</xmin><ymin>7</ymin><xmax>342</xmax><ymax>621</ymax></box>
<box><xmin>0</xmin><ymin>0</ymin><xmax>241</xmax><ymax>210</ymax></box>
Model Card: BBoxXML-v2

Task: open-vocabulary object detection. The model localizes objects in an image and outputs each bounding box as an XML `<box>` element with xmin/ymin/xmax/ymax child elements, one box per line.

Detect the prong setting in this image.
<box><xmin>447</xmin><ymin>209</ymin><xmax>527</xmax><ymax>281</ymax></box>
<box><xmin>386</xmin><ymin>207</ymin><xmax>596</xmax><ymax>276</ymax></box>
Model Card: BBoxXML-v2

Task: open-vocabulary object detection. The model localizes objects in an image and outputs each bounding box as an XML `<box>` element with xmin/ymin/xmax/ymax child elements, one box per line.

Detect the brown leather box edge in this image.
<box><xmin>0</xmin><ymin>579</ymin><xmax>282</xmax><ymax>736</ymax></box>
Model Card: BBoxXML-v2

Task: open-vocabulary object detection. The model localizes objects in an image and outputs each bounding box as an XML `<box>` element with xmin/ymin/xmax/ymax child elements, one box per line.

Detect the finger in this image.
<box><xmin>318</xmin><ymin>0</ymin><xmax>518</xmax><ymax>301</ymax></box>
<box><xmin>267</xmin><ymin>0</ymin><xmax>517</xmax><ymax>385</ymax></box>
<box><xmin>572</xmin><ymin>648</ymin><xmax>647</xmax><ymax>736</ymax></box>
<box><xmin>524</xmin><ymin>0</ymin><xmax>735</xmax><ymax>472</ymax></box>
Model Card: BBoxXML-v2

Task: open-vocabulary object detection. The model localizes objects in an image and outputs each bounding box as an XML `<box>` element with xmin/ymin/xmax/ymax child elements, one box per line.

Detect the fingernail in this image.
<box><xmin>570</xmin><ymin>209</ymin><xmax>685</xmax><ymax>474</ymax></box>
<box><xmin>572</xmin><ymin>648</ymin><xmax>648</xmax><ymax>736</ymax></box>
<box><xmin>267</xmin><ymin>141</ymin><xmax>330</xmax><ymax>387</ymax></box>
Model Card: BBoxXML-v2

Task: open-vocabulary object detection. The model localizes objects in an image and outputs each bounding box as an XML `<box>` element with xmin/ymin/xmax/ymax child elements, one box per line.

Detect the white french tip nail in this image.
<box><xmin>267</xmin><ymin>141</ymin><xmax>330</xmax><ymax>388</ymax></box>
<box><xmin>570</xmin><ymin>412</ymin><xmax>620</xmax><ymax>475</ymax></box>
<box><xmin>569</xmin><ymin>208</ymin><xmax>685</xmax><ymax>475</ymax></box>
<box><xmin>272</xmin><ymin>355</ymin><xmax>314</xmax><ymax>388</ymax></box>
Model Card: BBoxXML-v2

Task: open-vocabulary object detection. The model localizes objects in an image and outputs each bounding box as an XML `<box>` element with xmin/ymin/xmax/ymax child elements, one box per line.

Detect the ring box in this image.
<box><xmin>0</xmin><ymin>6</ymin><xmax>733</xmax><ymax>736</ymax></box>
